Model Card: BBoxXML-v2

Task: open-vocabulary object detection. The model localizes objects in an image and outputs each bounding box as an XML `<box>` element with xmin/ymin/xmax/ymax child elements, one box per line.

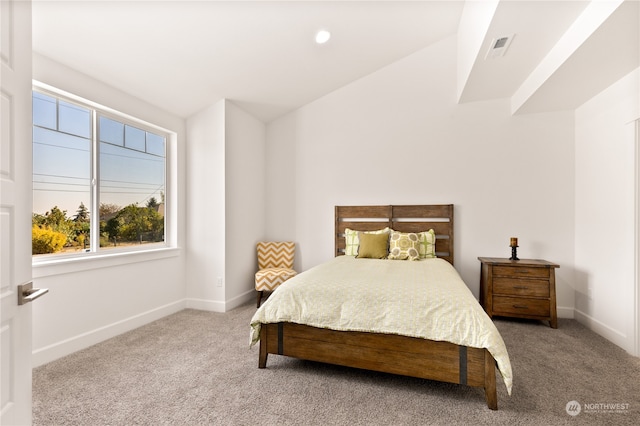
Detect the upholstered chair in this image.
<box><xmin>255</xmin><ymin>242</ymin><xmax>297</xmax><ymax>307</ymax></box>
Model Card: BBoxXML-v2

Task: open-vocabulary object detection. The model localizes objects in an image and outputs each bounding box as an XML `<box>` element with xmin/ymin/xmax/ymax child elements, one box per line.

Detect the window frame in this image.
<box><xmin>32</xmin><ymin>81</ymin><xmax>177</xmax><ymax>270</ymax></box>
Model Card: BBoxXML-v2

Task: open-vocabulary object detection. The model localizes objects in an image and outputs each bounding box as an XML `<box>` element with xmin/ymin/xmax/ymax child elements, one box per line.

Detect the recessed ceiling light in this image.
<box><xmin>315</xmin><ymin>29</ymin><xmax>331</xmax><ymax>44</ymax></box>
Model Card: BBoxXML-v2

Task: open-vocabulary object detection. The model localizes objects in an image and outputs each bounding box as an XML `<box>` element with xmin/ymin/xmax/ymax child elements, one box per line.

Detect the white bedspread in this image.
<box><xmin>250</xmin><ymin>256</ymin><xmax>512</xmax><ymax>394</ymax></box>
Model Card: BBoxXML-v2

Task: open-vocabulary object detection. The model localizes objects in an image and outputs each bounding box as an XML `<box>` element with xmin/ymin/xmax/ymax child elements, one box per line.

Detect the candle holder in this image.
<box><xmin>509</xmin><ymin>245</ymin><xmax>519</xmax><ymax>261</ymax></box>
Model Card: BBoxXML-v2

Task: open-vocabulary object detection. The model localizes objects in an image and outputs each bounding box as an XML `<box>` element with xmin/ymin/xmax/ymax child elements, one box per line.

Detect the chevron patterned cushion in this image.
<box><xmin>257</xmin><ymin>241</ymin><xmax>295</xmax><ymax>269</ymax></box>
<box><xmin>255</xmin><ymin>267</ymin><xmax>297</xmax><ymax>291</ymax></box>
<box><xmin>255</xmin><ymin>242</ymin><xmax>296</xmax><ymax>292</ymax></box>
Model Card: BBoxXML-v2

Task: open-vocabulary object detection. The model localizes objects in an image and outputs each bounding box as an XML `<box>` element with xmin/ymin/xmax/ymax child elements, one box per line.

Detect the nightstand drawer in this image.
<box><xmin>493</xmin><ymin>277</ymin><xmax>550</xmax><ymax>298</ymax></box>
<box><xmin>493</xmin><ymin>265</ymin><xmax>549</xmax><ymax>279</ymax></box>
<box><xmin>492</xmin><ymin>296</ymin><xmax>550</xmax><ymax>317</ymax></box>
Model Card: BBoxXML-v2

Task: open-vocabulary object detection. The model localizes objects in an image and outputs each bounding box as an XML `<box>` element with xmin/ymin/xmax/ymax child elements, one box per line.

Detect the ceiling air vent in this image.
<box><xmin>485</xmin><ymin>34</ymin><xmax>514</xmax><ymax>59</ymax></box>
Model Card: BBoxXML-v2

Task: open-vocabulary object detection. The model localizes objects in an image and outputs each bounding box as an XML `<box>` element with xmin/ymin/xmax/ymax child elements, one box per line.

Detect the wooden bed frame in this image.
<box><xmin>258</xmin><ymin>205</ymin><xmax>499</xmax><ymax>410</ymax></box>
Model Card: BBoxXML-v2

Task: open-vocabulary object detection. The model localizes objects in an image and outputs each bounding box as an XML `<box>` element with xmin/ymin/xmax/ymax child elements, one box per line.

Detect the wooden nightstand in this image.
<box><xmin>478</xmin><ymin>257</ymin><xmax>559</xmax><ymax>328</ymax></box>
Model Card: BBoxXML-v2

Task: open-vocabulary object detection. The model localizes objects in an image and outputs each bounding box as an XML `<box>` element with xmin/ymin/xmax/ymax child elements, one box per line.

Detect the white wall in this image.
<box><xmin>186</xmin><ymin>100</ymin><xmax>266</xmax><ymax>311</ymax></box>
<box><xmin>264</xmin><ymin>114</ymin><xmax>299</xmax><ymax>269</ymax></box>
<box><xmin>31</xmin><ymin>54</ymin><xmax>187</xmax><ymax>367</ymax></box>
<box><xmin>185</xmin><ymin>100</ymin><xmax>227</xmax><ymax>310</ymax></box>
<box><xmin>266</xmin><ymin>35</ymin><xmax>576</xmax><ymax>314</ymax></box>
<box><xmin>225</xmin><ymin>101</ymin><xmax>266</xmax><ymax>304</ymax></box>
<box><xmin>574</xmin><ymin>67</ymin><xmax>639</xmax><ymax>353</ymax></box>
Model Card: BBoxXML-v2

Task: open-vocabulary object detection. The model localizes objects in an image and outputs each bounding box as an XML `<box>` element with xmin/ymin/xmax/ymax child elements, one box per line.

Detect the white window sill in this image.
<box><xmin>32</xmin><ymin>246</ymin><xmax>181</xmax><ymax>279</ymax></box>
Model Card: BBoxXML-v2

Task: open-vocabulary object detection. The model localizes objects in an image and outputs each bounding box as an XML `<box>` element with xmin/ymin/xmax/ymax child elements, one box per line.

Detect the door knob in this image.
<box><xmin>17</xmin><ymin>282</ymin><xmax>49</xmax><ymax>305</ymax></box>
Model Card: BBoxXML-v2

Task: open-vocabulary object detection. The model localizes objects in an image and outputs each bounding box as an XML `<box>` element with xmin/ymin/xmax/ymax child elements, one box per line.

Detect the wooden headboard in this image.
<box><xmin>335</xmin><ymin>204</ymin><xmax>454</xmax><ymax>265</ymax></box>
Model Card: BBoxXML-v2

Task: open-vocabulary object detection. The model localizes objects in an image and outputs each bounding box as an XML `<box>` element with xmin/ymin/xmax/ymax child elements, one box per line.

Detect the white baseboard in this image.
<box><xmin>185</xmin><ymin>289</ymin><xmax>254</xmax><ymax>313</ymax></box>
<box><xmin>225</xmin><ymin>289</ymin><xmax>255</xmax><ymax>310</ymax></box>
<box><xmin>185</xmin><ymin>298</ymin><xmax>226</xmax><ymax>312</ymax></box>
<box><xmin>574</xmin><ymin>308</ymin><xmax>631</xmax><ymax>353</ymax></box>
<box><xmin>557</xmin><ymin>306</ymin><xmax>575</xmax><ymax>319</ymax></box>
<box><xmin>32</xmin><ymin>299</ymin><xmax>186</xmax><ymax>368</ymax></box>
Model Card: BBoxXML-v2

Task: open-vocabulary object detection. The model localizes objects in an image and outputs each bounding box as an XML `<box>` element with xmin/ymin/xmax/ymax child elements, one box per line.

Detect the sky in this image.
<box><xmin>32</xmin><ymin>91</ymin><xmax>165</xmax><ymax>218</ymax></box>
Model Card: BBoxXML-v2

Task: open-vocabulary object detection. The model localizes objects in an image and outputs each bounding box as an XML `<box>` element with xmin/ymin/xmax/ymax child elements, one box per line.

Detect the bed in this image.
<box><xmin>250</xmin><ymin>205</ymin><xmax>512</xmax><ymax>409</ymax></box>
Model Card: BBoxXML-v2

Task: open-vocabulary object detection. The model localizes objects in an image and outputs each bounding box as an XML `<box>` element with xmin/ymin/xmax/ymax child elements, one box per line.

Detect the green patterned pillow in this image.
<box><xmin>388</xmin><ymin>231</ymin><xmax>420</xmax><ymax>261</ymax></box>
<box><xmin>344</xmin><ymin>227</ymin><xmax>389</xmax><ymax>256</ymax></box>
<box><xmin>418</xmin><ymin>229</ymin><xmax>436</xmax><ymax>258</ymax></box>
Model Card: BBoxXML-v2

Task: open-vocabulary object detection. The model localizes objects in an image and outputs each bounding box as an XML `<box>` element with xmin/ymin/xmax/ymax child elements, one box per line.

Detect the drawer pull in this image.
<box><xmin>513</xmin><ymin>304</ymin><xmax>529</xmax><ymax>309</ymax></box>
<box><xmin>513</xmin><ymin>285</ymin><xmax>529</xmax><ymax>290</ymax></box>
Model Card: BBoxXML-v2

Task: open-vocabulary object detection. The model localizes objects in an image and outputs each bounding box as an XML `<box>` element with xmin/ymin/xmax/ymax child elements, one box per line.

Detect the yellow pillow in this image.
<box><xmin>345</xmin><ymin>227</ymin><xmax>389</xmax><ymax>256</ymax></box>
<box><xmin>388</xmin><ymin>231</ymin><xmax>420</xmax><ymax>260</ymax></box>
<box><xmin>356</xmin><ymin>232</ymin><xmax>389</xmax><ymax>259</ymax></box>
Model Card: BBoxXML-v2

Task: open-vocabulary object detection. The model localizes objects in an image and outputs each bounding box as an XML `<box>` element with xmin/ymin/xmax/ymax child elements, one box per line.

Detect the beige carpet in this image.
<box><xmin>33</xmin><ymin>302</ymin><xmax>640</xmax><ymax>425</ymax></box>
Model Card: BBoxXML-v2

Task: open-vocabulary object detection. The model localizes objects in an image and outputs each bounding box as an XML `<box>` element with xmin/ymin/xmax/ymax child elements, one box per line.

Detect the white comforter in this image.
<box><xmin>250</xmin><ymin>256</ymin><xmax>512</xmax><ymax>394</ymax></box>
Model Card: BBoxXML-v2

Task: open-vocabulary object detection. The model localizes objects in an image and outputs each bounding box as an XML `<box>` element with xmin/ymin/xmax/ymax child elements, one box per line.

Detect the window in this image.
<box><xmin>32</xmin><ymin>88</ymin><xmax>169</xmax><ymax>258</ymax></box>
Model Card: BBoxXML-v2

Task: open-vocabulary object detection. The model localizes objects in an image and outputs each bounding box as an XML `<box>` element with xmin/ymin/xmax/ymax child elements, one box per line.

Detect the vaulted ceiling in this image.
<box><xmin>32</xmin><ymin>0</ymin><xmax>639</xmax><ymax>123</ymax></box>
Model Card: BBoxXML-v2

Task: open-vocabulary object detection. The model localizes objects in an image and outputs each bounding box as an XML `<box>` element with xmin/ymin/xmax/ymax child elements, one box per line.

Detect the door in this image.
<box><xmin>1</xmin><ymin>0</ymin><xmax>34</xmax><ymax>424</ymax></box>
<box><xmin>636</xmin><ymin>118</ymin><xmax>640</xmax><ymax>357</ymax></box>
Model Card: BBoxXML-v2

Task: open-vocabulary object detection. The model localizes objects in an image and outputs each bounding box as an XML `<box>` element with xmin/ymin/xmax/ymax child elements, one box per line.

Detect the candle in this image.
<box><xmin>510</xmin><ymin>237</ymin><xmax>518</xmax><ymax>247</ymax></box>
